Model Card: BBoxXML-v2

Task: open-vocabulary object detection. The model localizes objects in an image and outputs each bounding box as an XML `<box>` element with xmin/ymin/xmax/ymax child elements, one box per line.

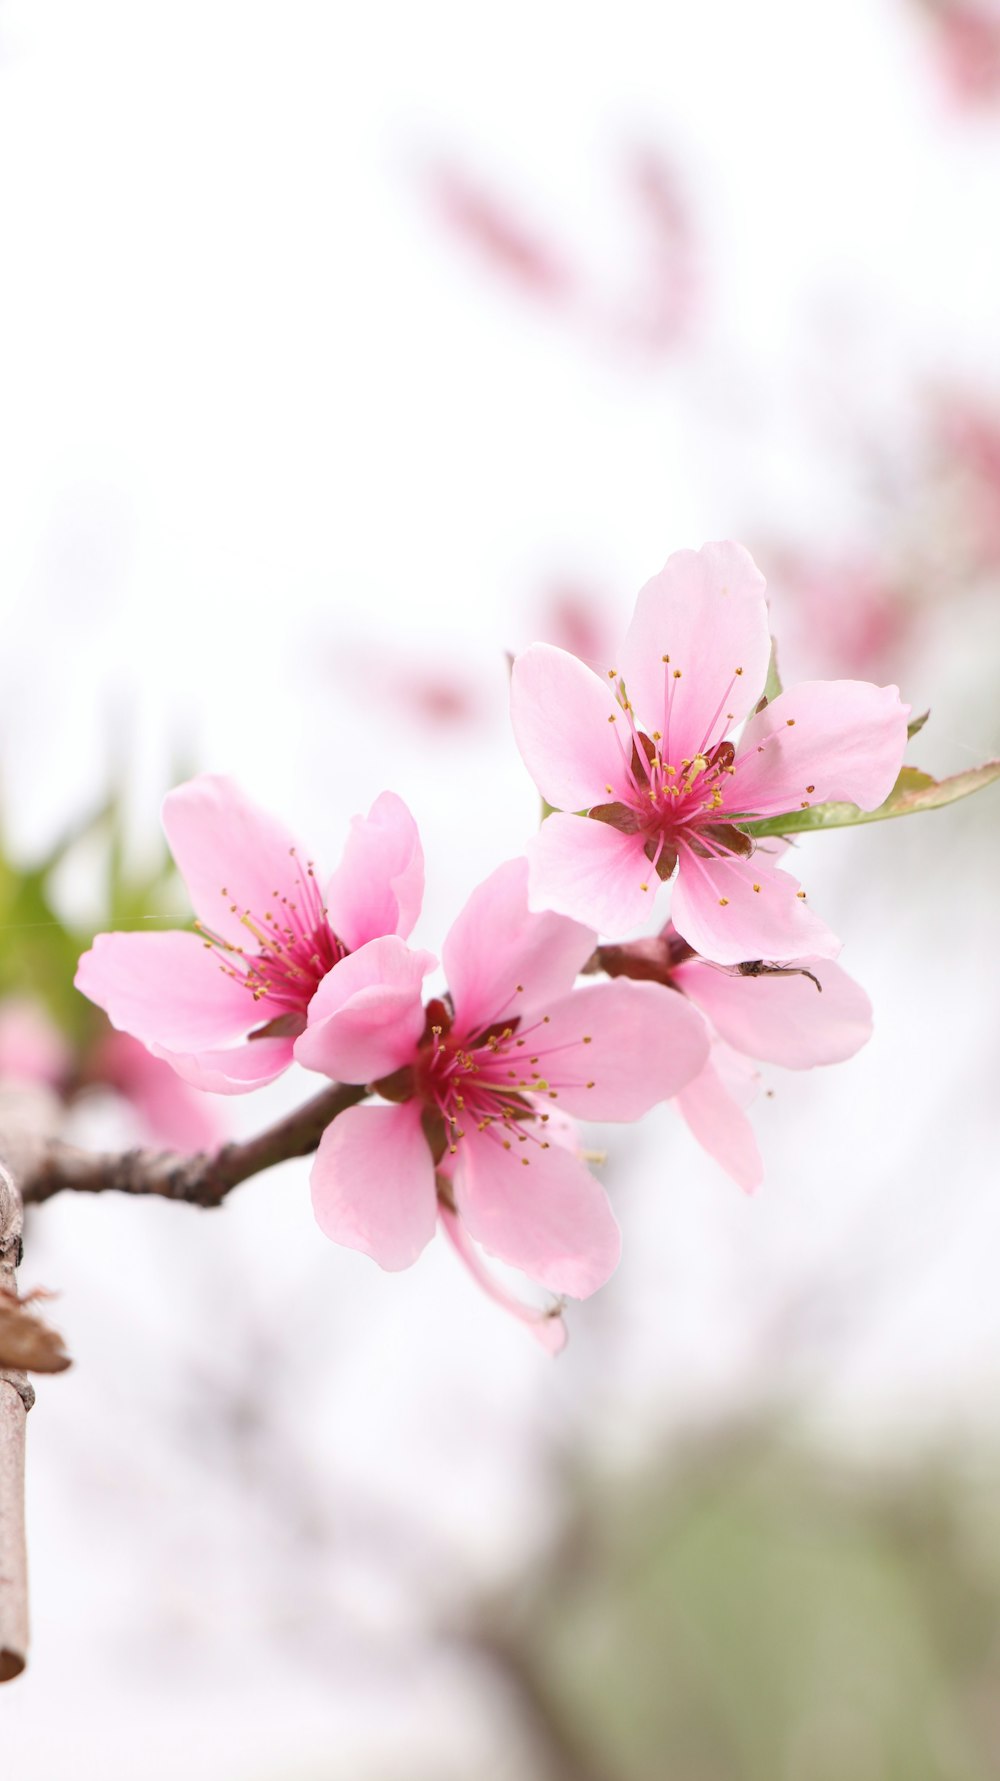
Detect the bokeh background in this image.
<box><xmin>1</xmin><ymin>2</ymin><xmax>1000</xmax><ymax>1775</ymax></box>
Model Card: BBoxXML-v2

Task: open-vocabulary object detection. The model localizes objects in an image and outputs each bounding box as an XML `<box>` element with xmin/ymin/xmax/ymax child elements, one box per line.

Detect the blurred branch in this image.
<box><xmin>465</xmin><ymin>1620</ymin><xmax>620</xmax><ymax>1781</ymax></box>
<box><xmin>20</xmin><ymin>1080</ymin><xmax>367</xmax><ymax>1209</ymax></box>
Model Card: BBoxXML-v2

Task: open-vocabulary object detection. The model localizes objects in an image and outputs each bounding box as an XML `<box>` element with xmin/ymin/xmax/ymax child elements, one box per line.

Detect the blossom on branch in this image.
<box><xmin>75</xmin><ymin>776</ymin><xmax>423</xmax><ymax>1094</ymax></box>
<box><xmin>510</xmin><ymin>541</ymin><xmax>909</xmax><ymax>961</ymax></box>
<box><xmin>600</xmin><ymin>924</ymin><xmax>873</xmax><ymax>1191</ymax></box>
<box><xmin>297</xmin><ymin>858</ymin><xmax>709</xmax><ymax>1316</ymax></box>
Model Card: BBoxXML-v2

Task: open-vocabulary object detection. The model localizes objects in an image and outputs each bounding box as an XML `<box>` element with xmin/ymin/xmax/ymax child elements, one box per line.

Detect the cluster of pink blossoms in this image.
<box><xmin>76</xmin><ymin>543</ymin><xmax>909</xmax><ymax>1349</ymax></box>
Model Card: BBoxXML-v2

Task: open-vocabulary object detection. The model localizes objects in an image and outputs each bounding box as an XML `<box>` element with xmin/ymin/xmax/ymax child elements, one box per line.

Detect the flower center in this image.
<box><xmin>198</xmin><ymin>849</ymin><xmax>346</xmax><ymax>1033</ymax></box>
<box><xmin>412</xmin><ymin>997</ymin><xmax>595</xmax><ymax>1166</ymax></box>
<box><xmin>592</xmin><ymin>669</ymin><xmax>753</xmax><ymax>882</ymax></box>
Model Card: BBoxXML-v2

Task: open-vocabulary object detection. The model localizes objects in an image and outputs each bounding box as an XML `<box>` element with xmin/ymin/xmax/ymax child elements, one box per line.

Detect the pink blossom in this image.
<box><xmin>297</xmin><ymin>858</ymin><xmax>709</xmax><ymax>1311</ymax></box>
<box><xmin>91</xmin><ymin>1030</ymin><xmax>225</xmax><ymax>1150</ymax></box>
<box><xmin>511</xmin><ymin>542</ymin><xmax>909</xmax><ymax>962</ymax></box>
<box><xmin>0</xmin><ymin>997</ymin><xmax>72</xmax><ymax>1088</ymax></box>
<box><xmin>75</xmin><ymin>775</ymin><xmax>424</xmax><ymax>1094</ymax></box>
<box><xmin>601</xmin><ymin>924</ymin><xmax>873</xmax><ymax>1191</ymax></box>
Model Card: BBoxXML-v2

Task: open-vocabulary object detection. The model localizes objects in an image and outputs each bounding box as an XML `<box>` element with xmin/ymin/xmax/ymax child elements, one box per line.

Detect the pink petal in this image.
<box><xmin>310</xmin><ymin>1100</ymin><xmax>437</xmax><ymax>1271</ymax></box>
<box><xmin>75</xmin><ymin>930</ymin><xmax>264</xmax><ymax>1051</ymax></box>
<box><xmin>675</xmin><ymin>1047</ymin><xmax>764</xmax><ymax>1192</ymax></box>
<box><xmin>148</xmin><ymin>1033</ymin><xmax>295</xmax><ymax>1095</ymax></box>
<box><xmin>526</xmin><ymin>813</ymin><xmax>657</xmax><ymax>939</ymax></box>
<box><xmin>523</xmin><ymin>979</ymin><xmax>709</xmax><ymax>1121</ymax></box>
<box><xmin>673</xmin><ymin>957</ymin><xmax>872</xmax><ymax>1068</ymax></box>
<box><xmin>443</xmin><ymin>857</ymin><xmax>595</xmax><ymax>1034</ymax></box>
<box><xmin>730</xmin><ymin>681</ymin><xmax>910</xmax><ymax>818</ymax></box>
<box><xmin>453</xmin><ymin>1128</ymin><xmax>621</xmax><ymax>1298</ymax></box>
<box><xmin>510</xmin><ymin>643</ymin><xmax>633</xmax><ymax>811</ymax></box>
<box><xmin>439</xmin><ymin>1206</ymin><xmax>567</xmax><ymax>1354</ymax></box>
<box><xmin>325</xmin><ymin>790</ymin><xmax>424</xmax><ymax>950</ymax></box>
<box><xmin>618</xmin><ymin>542</ymin><xmax>770</xmax><ymax>763</ymax></box>
<box><xmin>294</xmin><ymin>937</ymin><xmax>435</xmax><ymax>1083</ymax></box>
<box><xmin>671</xmin><ymin>847</ymin><xmax>841</xmax><ymax>967</ymax></box>
<box><xmin>162</xmin><ymin>775</ymin><xmax>311</xmax><ymax>949</ymax></box>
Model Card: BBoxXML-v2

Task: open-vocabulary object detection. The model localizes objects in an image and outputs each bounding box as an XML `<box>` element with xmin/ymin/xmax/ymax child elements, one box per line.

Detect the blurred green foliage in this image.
<box><xmin>485</xmin><ymin>1430</ymin><xmax>1000</xmax><ymax>1781</ymax></box>
<box><xmin>0</xmin><ymin>784</ymin><xmax>180</xmax><ymax>1047</ymax></box>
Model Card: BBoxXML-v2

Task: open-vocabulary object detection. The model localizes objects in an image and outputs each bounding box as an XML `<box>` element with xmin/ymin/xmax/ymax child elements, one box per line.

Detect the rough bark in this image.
<box><xmin>0</xmin><ymin>1163</ymin><xmax>31</xmax><ymax>1683</ymax></box>
<box><xmin>21</xmin><ymin>1080</ymin><xmax>367</xmax><ymax>1208</ymax></box>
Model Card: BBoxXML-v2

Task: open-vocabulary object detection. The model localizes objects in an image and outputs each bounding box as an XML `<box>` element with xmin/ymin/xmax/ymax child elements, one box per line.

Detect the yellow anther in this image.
<box><xmin>786</xmin><ymin>718</ymin><xmax>796</xmax><ymax>727</ymax></box>
<box><xmin>796</xmin><ymin>890</ymin><xmax>807</xmax><ymax>899</ymax></box>
<box><xmin>735</xmin><ymin>666</ymin><xmax>743</xmax><ymax>675</ymax></box>
<box><xmin>719</xmin><ymin>897</ymin><xmax>729</xmax><ymax>906</ymax></box>
<box><xmin>752</xmin><ymin>883</ymin><xmax>761</xmax><ymax>893</ymax></box>
<box><xmin>673</xmin><ymin>669</ymin><xmax>682</xmax><ymax>679</ymax></box>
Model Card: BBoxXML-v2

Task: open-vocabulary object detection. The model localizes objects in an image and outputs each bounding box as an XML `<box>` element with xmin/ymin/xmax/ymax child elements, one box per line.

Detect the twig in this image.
<box><xmin>20</xmin><ymin>1081</ymin><xmax>368</xmax><ymax>1208</ymax></box>
<box><xmin>0</xmin><ymin>1163</ymin><xmax>32</xmax><ymax>1683</ymax></box>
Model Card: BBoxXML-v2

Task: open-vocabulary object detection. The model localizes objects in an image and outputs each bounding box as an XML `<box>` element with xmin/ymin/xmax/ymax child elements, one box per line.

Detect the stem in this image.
<box><xmin>21</xmin><ymin>1081</ymin><xmax>368</xmax><ymax>1209</ymax></box>
<box><xmin>0</xmin><ymin>1164</ymin><xmax>32</xmax><ymax>1683</ymax></box>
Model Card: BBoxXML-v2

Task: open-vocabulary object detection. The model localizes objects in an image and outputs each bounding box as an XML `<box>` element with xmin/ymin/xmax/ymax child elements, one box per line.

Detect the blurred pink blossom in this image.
<box><xmin>425</xmin><ymin>142</ymin><xmax>699</xmax><ymax>359</ymax></box>
<box><xmin>0</xmin><ymin>997</ymin><xmax>72</xmax><ymax>1087</ymax></box>
<box><xmin>915</xmin><ymin>0</ymin><xmax>1000</xmax><ymax>107</ymax></box>
<box><xmin>90</xmin><ymin>1030</ymin><xmax>223</xmax><ymax>1151</ymax></box>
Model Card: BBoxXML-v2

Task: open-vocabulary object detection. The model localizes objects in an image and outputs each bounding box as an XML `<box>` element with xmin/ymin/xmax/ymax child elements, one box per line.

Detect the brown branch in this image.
<box><xmin>0</xmin><ymin>1163</ymin><xmax>32</xmax><ymax>1684</ymax></box>
<box><xmin>21</xmin><ymin>1081</ymin><xmax>369</xmax><ymax>1209</ymax></box>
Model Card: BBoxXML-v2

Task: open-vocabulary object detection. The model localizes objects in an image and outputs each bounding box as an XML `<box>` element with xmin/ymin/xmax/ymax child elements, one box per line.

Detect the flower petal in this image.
<box><xmin>443</xmin><ymin>856</ymin><xmax>595</xmax><ymax>1033</ymax></box>
<box><xmin>675</xmin><ymin>1046</ymin><xmax>764</xmax><ymax>1192</ymax></box>
<box><xmin>310</xmin><ymin>1100</ymin><xmax>437</xmax><ymax>1271</ymax></box>
<box><xmin>150</xmin><ymin>1034</ymin><xmax>295</xmax><ymax>1094</ymax></box>
<box><xmin>75</xmin><ymin>930</ymin><xmax>263</xmax><ymax>1050</ymax></box>
<box><xmin>439</xmin><ymin>1206</ymin><xmax>567</xmax><ymax>1354</ymax></box>
<box><xmin>673</xmin><ymin>957</ymin><xmax>872</xmax><ymax>1068</ymax></box>
<box><xmin>325</xmin><ymin>790</ymin><xmax>424</xmax><ymax>950</ymax></box>
<box><xmin>671</xmin><ymin>847</ymin><xmax>841</xmax><ymax>966</ymax></box>
<box><xmin>524</xmin><ymin>979</ymin><xmax>709</xmax><ymax>1120</ymax></box>
<box><xmin>510</xmin><ymin>643</ymin><xmax>633</xmax><ymax>811</ymax></box>
<box><xmin>618</xmin><ymin>542</ymin><xmax>770</xmax><ymax>763</ymax></box>
<box><xmin>453</xmin><ymin>1129</ymin><xmax>621</xmax><ymax>1298</ymax></box>
<box><xmin>294</xmin><ymin>936</ymin><xmax>436</xmax><ymax>1083</ymax></box>
<box><xmin>162</xmin><ymin>775</ymin><xmax>312</xmax><ymax>948</ymax></box>
<box><xmin>527</xmin><ymin>813</ymin><xmax>656</xmax><ymax>939</ymax></box>
<box><xmin>730</xmin><ymin>680</ymin><xmax>910</xmax><ymax>818</ymax></box>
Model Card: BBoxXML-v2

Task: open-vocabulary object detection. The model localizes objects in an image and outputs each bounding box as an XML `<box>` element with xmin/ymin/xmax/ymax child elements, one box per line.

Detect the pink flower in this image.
<box><xmin>75</xmin><ymin>775</ymin><xmax>424</xmax><ymax>1094</ymax></box>
<box><xmin>511</xmin><ymin>542</ymin><xmax>909</xmax><ymax>962</ymax></box>
<box><xmin>296</xmin><ymin>858</ymin><xmax>709</xmax><ymax>1312</ymax></box>
<box><xmin>601</xmin><ymin>924</ymin><xmax>873</xmax><ymax>1191</ymax></box>
<box><xmin>0</xmin><ymin>997</ymin><xmax>72</xmax><ymax>1088</ymax></box>
<box><xmin>91</xmin><ymin>1030</ymin><xmax>226</xmax><ymax>1150</ymax></box>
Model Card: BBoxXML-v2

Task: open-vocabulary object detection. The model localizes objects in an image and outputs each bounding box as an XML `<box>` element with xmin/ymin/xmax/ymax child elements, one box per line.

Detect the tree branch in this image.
<box><xmin>21</xmin><ymin>1081</ymin><xmax>368</xmax><ymax>1209</ymax></box>
<box><xmin>0</xmin><ymin>1163</ymin><xmax>32</xmax><ymax>1683</ymax></box>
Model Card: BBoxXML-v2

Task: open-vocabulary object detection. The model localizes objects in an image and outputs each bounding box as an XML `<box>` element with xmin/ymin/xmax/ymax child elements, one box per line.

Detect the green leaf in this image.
<box><xmin>742</xmin><ymin>759</ymin><xmax>1000</xmax><ymax>839</ymax></box>
<box><xmin>762</xmin><ymin>638</ymin><xmax>783</xmax><ymax>707</ymax></box>
<box><xmin>907</xmin><ymin>709</ymin><xmax>930</xmax><ymax>741</ymax></box>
